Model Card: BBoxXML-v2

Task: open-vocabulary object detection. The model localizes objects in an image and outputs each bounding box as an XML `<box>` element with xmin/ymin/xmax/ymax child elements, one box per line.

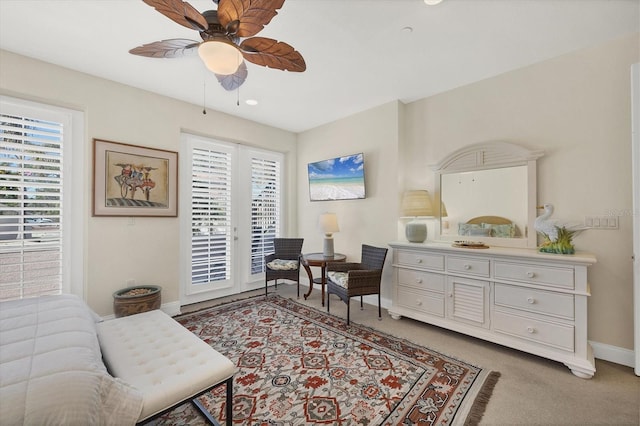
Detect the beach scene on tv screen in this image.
<box><xmin>308</xmin><ymin>153</ymin><xmax>365</xmax><ymax>201</ymax></box>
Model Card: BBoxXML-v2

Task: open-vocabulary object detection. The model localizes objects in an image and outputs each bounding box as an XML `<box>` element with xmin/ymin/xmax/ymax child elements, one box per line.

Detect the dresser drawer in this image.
<box><xmin>447</xmin><ymin>256</ymin><xmax>490</xmax><ymax>277</ymax></box>
<box><xmin>493</xmin><ymin>311</ymin><xmax>574</xmax><ymax>352</ymax></box>
<box><xmin>396</xmin><ymin>286</ymin><xmax>445</xmax><ymax>317</ymax></box>
<box><xmin>494</xmin><ymin>261</ymin><xmax>574</xmax><ymax>289</ymax></box>
<box><xmin>397</xmin><ymin>268</ymin><xmax>445</xmax><ymax>292</ymax></box>
<box><xmin>396</xmin><ymin>250</ymin><xmax>445</xmax><ymax>271</ymax></box>
<box><xmin>494</xmin><ymin>284</ymin><xmax>574</xmax><ymax>319</ymax></box>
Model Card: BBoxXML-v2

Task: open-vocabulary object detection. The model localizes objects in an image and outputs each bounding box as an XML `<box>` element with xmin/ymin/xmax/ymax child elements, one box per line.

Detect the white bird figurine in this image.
<box><xmin>534</xmin><ymin>203</ymin><xmax>587</xmax><ymax>241</ymax></box>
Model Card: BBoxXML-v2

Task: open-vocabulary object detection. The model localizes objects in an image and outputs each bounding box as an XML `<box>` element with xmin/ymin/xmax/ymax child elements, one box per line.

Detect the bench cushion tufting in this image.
<box><xmin>96</xmin><ymin>309</ymin><xmax>236</xmax><ymax>422</ymax></box>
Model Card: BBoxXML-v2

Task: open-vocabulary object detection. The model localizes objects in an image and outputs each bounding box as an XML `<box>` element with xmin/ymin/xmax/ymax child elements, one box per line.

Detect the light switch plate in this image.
<box><xmin>584</xmin><ymin>216</ymin><xmax>618</xmax><ymax>229</ymax></box>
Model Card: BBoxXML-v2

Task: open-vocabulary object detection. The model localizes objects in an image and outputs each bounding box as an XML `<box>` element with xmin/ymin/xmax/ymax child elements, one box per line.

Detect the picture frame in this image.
<box><xmin>307</xmin><ymin>153</ymin><xmax>366</xmax><ymax>201</ymax></box>
<box><xmin>92</xmin><ymin>139</ymin><xmax>178</xmax><ymax>217</ymax></box>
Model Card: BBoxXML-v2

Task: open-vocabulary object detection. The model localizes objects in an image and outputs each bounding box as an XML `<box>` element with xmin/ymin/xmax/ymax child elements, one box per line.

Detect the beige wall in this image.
<box><xmin>296</xmin><ymin>101</ymin><xmax>402</xmax><ymax>301</ymax></box>
<box><xmin>297</xmin><ymin>32</ymin><xmax>639</xmax><ymax>351</ymax></box>
<box><xmin>403</xmin><ymin>32</ymin><xmax>639</xmax><ymax>350</ymax></box>
<box><xmin>297</xmin><ymin>32</ymin><xmax>638</xmax><ymax>350</ymax></box>
<box><xmin>0</xmin><ymin>50</ymin><xmax>298</xmax><ymax>316</ymax></box>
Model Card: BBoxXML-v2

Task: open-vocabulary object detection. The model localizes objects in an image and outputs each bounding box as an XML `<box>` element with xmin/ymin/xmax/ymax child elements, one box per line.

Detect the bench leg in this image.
<box><xmin>225</xmin><ymin>376</ymin><xmax>233</xmax><ymax>426</ymax></box>
<box><xmin>191</xmin><ymin>376</ymin><xmax>233</xmax><ymax>426</ymax></box>
<box><xmin>192</xmin><ymin>399</ymin><xmax>220</xmax><ymax>426</ymax></box>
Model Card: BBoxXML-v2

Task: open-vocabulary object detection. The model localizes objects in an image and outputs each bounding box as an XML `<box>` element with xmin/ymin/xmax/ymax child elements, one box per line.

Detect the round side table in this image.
<box><xmin>301</xmin><ymin>253</ymin><xmax>346</xmax><ymax>306</ymax></box>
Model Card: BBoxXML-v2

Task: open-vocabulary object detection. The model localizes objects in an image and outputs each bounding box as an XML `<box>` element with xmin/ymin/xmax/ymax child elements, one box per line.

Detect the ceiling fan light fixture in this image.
<box><xmin>198</xmin><ymin>39</ymin><xmax>243</xmax><ymax>75</ymax></box>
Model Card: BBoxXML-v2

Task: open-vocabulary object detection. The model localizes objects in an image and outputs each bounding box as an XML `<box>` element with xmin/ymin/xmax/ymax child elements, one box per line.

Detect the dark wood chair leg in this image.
<box><xmin>360</xmin><ymin>295</ymin><xmax>363</xmax><ymax>309</ymax></box>
<box><xmin>347</xmin><ymin>299</ymin><xmax>351</xmax><ymax>325</ymax></box>
<box><xmin>378</xmin><ymin>293</ymin><xmax>382</xmax><ymax>320</ymax></box>
<box><xmin>327</xmin><ymin>291</ymin><xmax>330</xmax><ymax>313</ymax></box>
<box><xmin>302</xmin><ymin>261</ymin><xmax>314</xmax><ymax>300</ymax></box>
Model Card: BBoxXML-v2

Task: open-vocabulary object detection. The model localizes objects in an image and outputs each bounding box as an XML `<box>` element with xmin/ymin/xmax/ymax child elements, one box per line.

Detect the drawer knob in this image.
<box><xmin>416</xmin><ymin>278</ymin><xmax>423</xmax><ymax>284</ymax></box>
<box><xmin>527</xmin><ymin>297</ymin><xmax>536</xmax><ymax>304</ymax></box>
<box><xmin>416</xmin><ymin>258</ymin><xmax>423</xmax><ymax>263</ymax></box>
<box><xmin>527</xmin><ymin>326</ymin><xmax>536</xmax><ymax>334</ymax></box>
<box><xmin>526</xmin><ymin>271</ymin><xmax>535</xmax><ymax>278</ymax></box>
<box><xmin>464</xmin><ymin>264</ymin><xmax>471</xmax><ymax>270</ymax></box>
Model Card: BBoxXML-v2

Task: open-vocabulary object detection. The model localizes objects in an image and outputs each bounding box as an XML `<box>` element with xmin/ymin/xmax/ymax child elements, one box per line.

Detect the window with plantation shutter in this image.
<box><xmin>180</xmin><ymin>134</ymin><xmax>283</xmax><ymax>304</ymax></box>
<box><xmin>0</xmin><ymin>97</ymin><xmax>82</xmax><ymax>300</ymax></box>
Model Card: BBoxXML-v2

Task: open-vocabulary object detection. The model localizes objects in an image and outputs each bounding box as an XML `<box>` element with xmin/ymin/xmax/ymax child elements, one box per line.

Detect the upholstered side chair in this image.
<box><xmin>265</xmin><ymin>238</ymin><xmax>304</xmax><ymax>298</ymax></box>
<box><xmin>326</xmin><ymin>244</ymin><xmax>388</xmax><ymax>325</ymax></box>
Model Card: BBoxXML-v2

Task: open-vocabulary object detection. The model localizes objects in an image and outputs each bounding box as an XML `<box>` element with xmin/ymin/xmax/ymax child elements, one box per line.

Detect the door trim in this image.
<box><xmin>631</xmin><ymin>63</ymin><xmax>639</xmax><ymax>376</ymax></box>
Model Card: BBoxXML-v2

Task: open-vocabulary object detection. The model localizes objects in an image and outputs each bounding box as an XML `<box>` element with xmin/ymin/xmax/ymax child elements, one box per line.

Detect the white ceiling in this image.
<box><xmin>1</xmin><ymin>0</ymin><xmax>638</xmax><ymax>133</ymax></box>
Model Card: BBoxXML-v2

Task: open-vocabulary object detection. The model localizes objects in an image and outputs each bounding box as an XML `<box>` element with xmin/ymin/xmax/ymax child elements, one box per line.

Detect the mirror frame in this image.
<box><xmin>432</xmin><ymin>141</ymin><xmax>544</xmax><ymax>248</ymax></box>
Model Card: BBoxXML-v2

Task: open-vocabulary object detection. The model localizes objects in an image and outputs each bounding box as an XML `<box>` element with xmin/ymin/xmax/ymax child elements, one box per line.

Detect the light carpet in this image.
<box><xmin>153</xmin><ymin>295</ymin><xmax>500</xmax><ymax>425</ymax></box>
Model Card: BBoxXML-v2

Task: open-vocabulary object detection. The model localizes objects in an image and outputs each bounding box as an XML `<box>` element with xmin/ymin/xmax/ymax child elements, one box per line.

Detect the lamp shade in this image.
<box><xmin>198</xmin><ymin>39</ymin><xmax>243</xmax><ymax>75</ymax></box>
<box><xmin>319</xmin><ymin>213</ymin><xmax>339</xmax><ymax>235</ymax></box>
<box><xmin>401</xmin><ymin>190</ymin><xmax>434</xmax><ymax>217</ymax></box>
<box><xmin>441</xmin><ymin>202</ymin><xmax>448</xmax><ymax>218</ymax></box>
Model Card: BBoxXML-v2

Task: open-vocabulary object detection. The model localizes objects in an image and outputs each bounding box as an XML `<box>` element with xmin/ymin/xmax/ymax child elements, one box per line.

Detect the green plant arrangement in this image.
<box><xmin>538</xmin><ymin>226</ymin><xmax>577</xmax><ymax>254</ymax></box>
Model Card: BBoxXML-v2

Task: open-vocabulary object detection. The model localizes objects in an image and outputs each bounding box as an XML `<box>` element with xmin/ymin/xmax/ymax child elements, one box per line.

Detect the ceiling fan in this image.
<box><xmin>130</xmin><ymin>0</ymin><xmax>306</xmax><ymax>91</ymax></box>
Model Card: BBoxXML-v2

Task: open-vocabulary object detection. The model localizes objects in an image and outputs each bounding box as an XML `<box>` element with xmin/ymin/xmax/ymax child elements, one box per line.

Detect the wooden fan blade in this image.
<box><xmin>216</xmin><ymin>61</ymin><xmax>248</xmax><ymax>91</ymax></box>
<box><xmin>129</xmin><ymin>39</ymin><xmax>200</xmax><ymax>58</ymax></box>
<box><xmin>143</xmin><ymin>0</ymin><xmax>208</xmax><ymax>31</ymax></box>
<box><xmin>218</xmin><ymin>0</ymin><xmax>285</xmax><ymax>37</ymax></box>
<box><xmin>239</xmin><ymin>37</ymin><xmax>306</xmax><ymax>72</ymax></box>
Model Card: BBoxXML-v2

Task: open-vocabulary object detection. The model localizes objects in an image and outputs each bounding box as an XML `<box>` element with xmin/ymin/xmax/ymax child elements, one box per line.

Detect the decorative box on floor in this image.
<box><xmin>113</xmin><ymin>285</ymin><xmax>161</xmax><ymax>318</ymax></box>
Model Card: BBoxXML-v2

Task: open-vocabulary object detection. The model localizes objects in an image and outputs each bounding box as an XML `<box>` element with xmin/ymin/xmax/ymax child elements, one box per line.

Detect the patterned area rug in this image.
<box><xmin>152</xmin><ymin>295</ymin><xmax>499</xmax><ymax>425</ymax></box>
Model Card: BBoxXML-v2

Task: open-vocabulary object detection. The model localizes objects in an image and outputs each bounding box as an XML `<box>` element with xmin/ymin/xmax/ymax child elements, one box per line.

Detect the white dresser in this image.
<box><xmin>388</xmin><ymin>241</ymin><xmax>597</xmax><ymax>378</ymax></box>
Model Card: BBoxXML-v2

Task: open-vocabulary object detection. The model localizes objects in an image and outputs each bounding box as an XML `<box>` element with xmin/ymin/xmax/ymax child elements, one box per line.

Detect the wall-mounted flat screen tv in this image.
<box><xmin>308</xmin><ymin>153</ymin><xmax>366</xmax><ymax>201</ymax></box>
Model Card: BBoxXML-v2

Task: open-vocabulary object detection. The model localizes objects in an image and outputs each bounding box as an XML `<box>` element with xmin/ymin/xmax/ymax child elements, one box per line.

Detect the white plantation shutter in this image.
<box><xmin>191</xmin><ymin>146</ymin><xmax>233</xmax><ymax>284</ymax></box>
<box><xmin>250</xmin><ymin>156</ymin><xmax>281</xmax><ymax>274</ymax></box>
<box><xmin>0</xmin><ymin>109</ymin><xmax>65</xmax><ymax>299</ymax></box>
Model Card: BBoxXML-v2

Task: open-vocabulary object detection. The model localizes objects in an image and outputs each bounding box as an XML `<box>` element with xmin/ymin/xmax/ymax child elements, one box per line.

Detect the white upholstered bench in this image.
<box><xmin>96</xmin><ymin>309</ymin><xmax>236</xmax><ymax>425</ymax></box>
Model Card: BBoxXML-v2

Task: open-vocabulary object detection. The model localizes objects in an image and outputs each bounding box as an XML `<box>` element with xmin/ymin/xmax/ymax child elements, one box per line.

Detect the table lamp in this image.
<box><xmin>401</xmin><ymin>190</ymin><xmax>434</xmax><ymax>243</ymax></box>
<box><xmin>319</xmin><ymin>212</ymin><xmax>339</xmax><ymax>257</ymax></box>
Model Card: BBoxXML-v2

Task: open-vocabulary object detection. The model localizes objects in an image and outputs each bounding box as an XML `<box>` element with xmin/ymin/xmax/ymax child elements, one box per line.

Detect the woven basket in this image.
<box><xmin>113</xmin><ymin>285</ymin><xmax>161</xmax><ymax>318</ymax></box>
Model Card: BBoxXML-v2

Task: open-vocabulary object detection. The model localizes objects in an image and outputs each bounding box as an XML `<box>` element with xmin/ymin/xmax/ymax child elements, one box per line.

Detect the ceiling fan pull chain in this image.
<box><xmin>237</xmin><ymin>84</ymin><xmax>240</xmax><ymax>107</ymax></box>
<box><xmin>202</xmin><ymin>78</ymin><xmax>207</xmax><ymax>115</ymax></box>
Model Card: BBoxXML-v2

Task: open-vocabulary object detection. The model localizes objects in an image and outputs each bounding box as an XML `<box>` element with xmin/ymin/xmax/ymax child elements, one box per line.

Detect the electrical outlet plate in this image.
<box><xmin>584</xmin><ymin>216</ymin><xmax>618</xmax><ymax>229</ymax></box>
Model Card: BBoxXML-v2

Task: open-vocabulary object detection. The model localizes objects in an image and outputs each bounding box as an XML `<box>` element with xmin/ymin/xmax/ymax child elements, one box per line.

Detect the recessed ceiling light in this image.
<box><xmin>245</xmin><ymin>99</ymin><xmax>258</xmax><ymax>106</ymax></box>
<box><xmin>424</xmin><ymin>0</ymin><xmax>443</xmax><ymax>5</ymax></box>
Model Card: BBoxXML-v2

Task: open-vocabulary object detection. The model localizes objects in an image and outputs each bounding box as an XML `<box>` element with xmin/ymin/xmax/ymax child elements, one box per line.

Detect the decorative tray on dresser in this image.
<box><xmin>388</xmin><ymin>241</ymin><xmax>597</xmax><ymax>378</ymax></box>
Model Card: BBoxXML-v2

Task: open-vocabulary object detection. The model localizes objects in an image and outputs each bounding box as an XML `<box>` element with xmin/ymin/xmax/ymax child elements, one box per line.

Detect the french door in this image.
<box><xmin>179</xmin><ymin>134</ymin><xmax>283</xmax><ymax>305</ymax></box>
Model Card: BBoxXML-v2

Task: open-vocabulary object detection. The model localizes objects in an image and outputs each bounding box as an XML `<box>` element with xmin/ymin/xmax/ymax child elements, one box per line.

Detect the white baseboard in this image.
<box><xmin>590</xmin><ymin>340</ymin><xmax>635</xmax><ymax>368</ymax></box>
<box><xmin>162</xmin><ymin>300</ymin><xmax>181</xmax><ymax>317</ymax></box>
<box><xmin>361</xmin><ymin>294</ymin><xmax>392</xmax><ymax>310</ymax></box>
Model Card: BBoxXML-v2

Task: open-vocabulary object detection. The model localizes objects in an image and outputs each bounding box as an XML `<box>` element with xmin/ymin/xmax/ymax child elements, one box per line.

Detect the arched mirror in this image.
<box><xmin>432</xmin><ymin>141</ymin><xmax>544</xmax><ymax>248</ymax></box>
